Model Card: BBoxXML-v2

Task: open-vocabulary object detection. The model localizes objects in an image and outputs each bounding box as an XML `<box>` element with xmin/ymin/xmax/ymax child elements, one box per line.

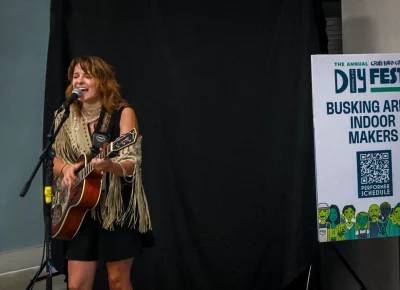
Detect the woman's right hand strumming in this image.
<box><xmin>61</xmin><ymin>163</ymin><xmax>80</xmax><ymax>188</ymax></box>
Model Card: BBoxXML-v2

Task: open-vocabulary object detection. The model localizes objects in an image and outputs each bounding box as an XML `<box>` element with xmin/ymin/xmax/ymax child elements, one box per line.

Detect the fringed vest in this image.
<box><xmin>52</xmin><ymin>105</ymin><xmax>152</xmax><ymax>233</ymax></box>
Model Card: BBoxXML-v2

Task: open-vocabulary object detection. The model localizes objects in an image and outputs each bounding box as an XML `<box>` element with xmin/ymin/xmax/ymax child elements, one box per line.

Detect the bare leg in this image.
<box><xmin>67</xmin><ymin>260</ymin><xmax>97</xmax><ymax>290</ymax></box>
<box><xmin>107</xmin><ymin>258</ymin><xmax>133</xmax><ymax>290</ymax></box>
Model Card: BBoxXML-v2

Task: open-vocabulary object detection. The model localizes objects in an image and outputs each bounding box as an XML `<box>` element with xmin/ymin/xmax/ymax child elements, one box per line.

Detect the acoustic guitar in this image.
<box><xmin>51</xmin><ymin>128</ymin><xmax>138</xmax><ymax>240</ymax></box>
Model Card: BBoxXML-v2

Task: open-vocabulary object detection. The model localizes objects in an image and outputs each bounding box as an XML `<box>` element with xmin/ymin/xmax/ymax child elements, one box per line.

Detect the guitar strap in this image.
<box><xmin>89</xmin><ymin>107</ymin><xmax>116</xmax><ymax>160</ymax></box>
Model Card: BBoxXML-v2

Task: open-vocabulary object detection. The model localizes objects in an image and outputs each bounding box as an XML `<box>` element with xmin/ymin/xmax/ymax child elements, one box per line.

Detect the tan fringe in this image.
<box><xmin>53</xmin><ymin>112</ymin><xmax>78</xmax><ymax>164</ymax></box>
<box><xmin>131</xmin><ymin>165</ymin><xmax>152</xmax><ymax>233</ymax></box>
<box><xmin>99</xmin><ymin>137</ymin><xmax>152</xmax><ymax>233</ymax></box>
<box><xmin>100</xmin><ymin>173</ymin><xmax>123</xmax><ymax>230</ymax></box>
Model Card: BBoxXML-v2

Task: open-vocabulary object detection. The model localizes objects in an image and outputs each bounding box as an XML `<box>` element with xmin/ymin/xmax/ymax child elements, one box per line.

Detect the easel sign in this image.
<box><xmin>311</xmin><ymin>54</ymin><xmax>400</xmax><ymax>242</ymax></box>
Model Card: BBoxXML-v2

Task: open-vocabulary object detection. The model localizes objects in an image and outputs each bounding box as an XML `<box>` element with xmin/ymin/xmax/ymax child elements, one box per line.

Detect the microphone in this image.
<box><xmin>57</xmin><ymin>88</ymin><xmax>83</xmax><ymax>113</ymax></box>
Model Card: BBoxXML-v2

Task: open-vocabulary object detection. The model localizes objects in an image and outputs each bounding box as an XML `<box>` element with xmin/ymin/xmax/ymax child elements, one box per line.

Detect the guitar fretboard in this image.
<box><xmin>76</xmin><ymin>147</ymin><xmax>111</xmax><ymax>185</ymax></box>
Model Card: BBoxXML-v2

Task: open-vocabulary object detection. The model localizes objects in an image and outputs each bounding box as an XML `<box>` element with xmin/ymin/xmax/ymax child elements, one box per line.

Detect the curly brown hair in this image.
<box><xmin>65</xmin><ymin>56</ymin><xmax>128</xmax><ymax>113</ymax></box>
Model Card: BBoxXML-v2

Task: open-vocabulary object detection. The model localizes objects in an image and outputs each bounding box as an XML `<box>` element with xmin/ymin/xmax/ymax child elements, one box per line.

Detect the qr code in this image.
<box><xmin>357</xmin><ymin>150</ymin><xmax>393</xmax><ymax>198</ymax></box>
<box><xmin>359</xmin><ymin>152</ymin><xmax>390</xmax><ymax>184</ymax></box>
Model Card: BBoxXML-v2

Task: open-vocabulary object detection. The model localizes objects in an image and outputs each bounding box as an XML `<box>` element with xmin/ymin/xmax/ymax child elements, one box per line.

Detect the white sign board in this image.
<box><xmin>312</xmin><ymin>54</ymin><xmax>400</xmax><ymax>242</ymax></box>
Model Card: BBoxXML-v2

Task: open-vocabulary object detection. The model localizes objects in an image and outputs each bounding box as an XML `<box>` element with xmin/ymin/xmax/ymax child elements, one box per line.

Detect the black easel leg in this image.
<box><xmin>306</xmin><ymin>264</ymin><xmax>312</xmax><ymax>290</ymax></box>
<box><xmin>329</xmin><ymin>244</ymin><xmax>368</xmax><ymax>290</ymax></box>
<box><xmin>313</xmin><ymin>246</ymin><xmax>322</xmax><ymax>290</ymax></box>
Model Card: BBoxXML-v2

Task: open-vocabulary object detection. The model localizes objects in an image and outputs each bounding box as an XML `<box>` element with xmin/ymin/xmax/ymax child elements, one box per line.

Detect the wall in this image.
<box><xmin>342</xmin><ymin>0</ymin><xmax>400</xmax><ymax>54</ymax></box>
<box><xmin>0</xmin><ymin>0</ymin><xmax>50</xmax><ymax>274</ymax></box>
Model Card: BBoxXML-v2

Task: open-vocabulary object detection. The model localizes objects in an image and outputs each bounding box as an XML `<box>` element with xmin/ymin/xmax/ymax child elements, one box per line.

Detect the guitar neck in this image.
<box><xmin>76</xmin><ymin>145</ymin><xmax>112</xmax><ymax>184</ymax></box>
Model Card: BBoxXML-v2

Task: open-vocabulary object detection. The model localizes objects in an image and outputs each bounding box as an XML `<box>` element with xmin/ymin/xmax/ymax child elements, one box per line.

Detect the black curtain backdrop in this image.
<box><xmin>44</xmin><ymin>1</ymin><xmax>327</xmax><ymax>289</ymax></box>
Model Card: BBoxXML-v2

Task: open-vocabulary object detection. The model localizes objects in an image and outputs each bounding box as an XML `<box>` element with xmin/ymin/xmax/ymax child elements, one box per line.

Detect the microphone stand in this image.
<box><xmin>20</xmin><ymin>106</ymin><xmax>72</xmax><ymax>290</ymax></box>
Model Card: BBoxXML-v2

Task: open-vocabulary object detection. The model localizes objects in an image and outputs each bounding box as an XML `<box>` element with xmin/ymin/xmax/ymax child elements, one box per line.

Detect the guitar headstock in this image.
<box><xmin>108</xmin><ymin>128</ymin><xmax>138</xmax><ymax>156</ymax></box>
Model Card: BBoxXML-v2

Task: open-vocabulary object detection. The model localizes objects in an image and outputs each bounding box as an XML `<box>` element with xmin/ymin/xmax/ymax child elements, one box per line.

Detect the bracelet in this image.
<box><xmin>117</xmin><ymin>162</ymin><xmax>133</xmax><ymax>183</ymax></box>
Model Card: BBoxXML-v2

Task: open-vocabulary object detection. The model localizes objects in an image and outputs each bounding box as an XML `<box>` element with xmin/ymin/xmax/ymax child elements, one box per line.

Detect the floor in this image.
<box><xmin>0</xmin><ymin>268</ymin><xmax>66</xmax><ymax>290</ymax></box>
